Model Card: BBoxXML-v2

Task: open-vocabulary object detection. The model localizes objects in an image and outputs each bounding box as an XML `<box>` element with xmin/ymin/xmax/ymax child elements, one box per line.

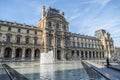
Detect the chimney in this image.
<box><xmin>42</xmin><ymin>5</ymin><xmax>46</xmax><ymax>18</ymax></box>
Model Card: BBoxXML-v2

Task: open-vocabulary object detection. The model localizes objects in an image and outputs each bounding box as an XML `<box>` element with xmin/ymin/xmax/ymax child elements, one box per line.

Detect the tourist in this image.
<box><xmin>106</xmin><ymin>57</ymin><xmax>110</xmax><ymax>68</ymax></box>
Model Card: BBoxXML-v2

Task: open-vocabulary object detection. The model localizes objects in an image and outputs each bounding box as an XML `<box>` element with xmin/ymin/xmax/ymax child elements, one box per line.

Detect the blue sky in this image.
<box><xmin>0</xmin><ymin>0</ymin><xmax>120</xmax><ymax>47</ymax></box>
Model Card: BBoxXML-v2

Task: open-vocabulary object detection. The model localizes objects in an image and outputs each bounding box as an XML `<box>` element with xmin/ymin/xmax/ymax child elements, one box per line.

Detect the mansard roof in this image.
<box><xmin>0</xmin><ymin>20</ymin><xmax>37</xmax><ymax>29</ymax></box>
<box><xmin>45</xmin><ymin>7</ymin><xmax>67</xmax><ymax>22</ymax></box>
<box><xmin>70</xmin><ymin>32</ymin><xmax>100</xmax><ymax>40</ymax></box>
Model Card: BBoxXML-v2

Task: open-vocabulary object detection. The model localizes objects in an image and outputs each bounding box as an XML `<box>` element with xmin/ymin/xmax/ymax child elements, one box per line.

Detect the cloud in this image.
<box><xmin>0</xmin><ymin>0</ymin><xmax>119</xmax><ymax>47</ymax></box>
<box><xmin>66</xmin><ymin>0</ymin><xmax>120</xmax><ymax>47</ymax></box>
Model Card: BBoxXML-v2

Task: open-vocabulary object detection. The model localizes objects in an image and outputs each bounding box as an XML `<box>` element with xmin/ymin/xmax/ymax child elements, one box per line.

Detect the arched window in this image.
<box><xmin>81</xmin><ymin>51</ymin><xmax>83</xmax><ymax>58</ymax></box>
<box><xmin>56</xmin><ymin>23</ymin><xmax>59</xmax><ymax>29</ymax></box>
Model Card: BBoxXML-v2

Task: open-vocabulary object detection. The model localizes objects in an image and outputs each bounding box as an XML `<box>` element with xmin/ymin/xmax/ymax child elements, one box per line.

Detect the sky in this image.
<box><xmin>0</xmin><ymin>0</ymin><xmax>120</xmax><ymax>47</ymax></box>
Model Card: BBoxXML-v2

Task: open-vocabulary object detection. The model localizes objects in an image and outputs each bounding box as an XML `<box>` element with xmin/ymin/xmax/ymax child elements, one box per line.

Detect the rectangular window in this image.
<box><xmin>26</xmin><ymin>37</ymin><xmax>29</xmax><ymax>44</ymax></box>
<box><xmin>49</xmin><ymin>38</ymin><xmax>52</xmax><ymax>45</ymax></box>
<box><xmin>35</xmin><ymin>31</ymin><xmax>37</xmax><ymax>34</ymax></box>
<box><xmin>57</xmin><ymin>38</ymin><xmax>61</xmax><ymax>46</ymax></box>
<box><xmin>8</xmin><ymin>27</ymin><xmax>11</xmax><ymax>31</ymax></box>
<box><xmin>26</xmin><ymin>30</ymin><xmax>29</xmax><ymax>33</ymax></box>
<box><xmin>18</xmin><ymin>28</ymin><xmax>21</xmax><ymax>33</ymax></box>
<box><xmin>56</xmin><ymin>23</ymin><xmax>59</xmax><ymax>29</ymax></box>
<box><xmin>73</xmin><ymin>42</ymin><xmax>75</xmax><ymax>47</ymax></box>
<box><xmin>7</xmin><ymin>36</ymin><xmax>11</xmax><ymax>42</ymax></box>
<box><xmin>17</xmin><ymin>36</ymin><xmax>21</xmax><ymax>43</ymax></box>
<box><xmin>63</xmin><ymin>25</ymin><xmax>66</xmax><ymax>31</ymax></box>
<box><xmin>34</xmin><ymin>38</ymin><xmax>37</xmax><ymax>45</ymax></box>
<box><xmin>81</xmin><ymin>43</ymin><xmax>83</xmax><ymax>47</ymax></box>
<box><xmin>77</xmin><ymin>42</ymin><xmax>79</xmax><ymax>47</ymax></box>
<box><xmin>48</xmin><ymin>21</ymin><xmax>52</xmax><ymax>28</ymax></box>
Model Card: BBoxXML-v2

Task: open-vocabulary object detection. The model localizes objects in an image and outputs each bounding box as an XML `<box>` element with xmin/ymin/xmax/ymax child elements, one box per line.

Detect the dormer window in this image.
<box><xmin>56</xmin><ymin>23</ymin><xmax>59</xmax><ymax>29</ymax></box>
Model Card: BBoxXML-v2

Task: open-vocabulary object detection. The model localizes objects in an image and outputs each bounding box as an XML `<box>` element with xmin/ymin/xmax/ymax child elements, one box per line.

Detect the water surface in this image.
<box><xmin>7</xmin><ymin>61</ymin><xmax>90</xmax><ymax>80</ymax></box>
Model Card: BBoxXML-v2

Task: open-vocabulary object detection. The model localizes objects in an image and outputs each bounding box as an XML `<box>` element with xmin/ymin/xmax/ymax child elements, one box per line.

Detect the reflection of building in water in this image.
<box><xmin>0</xmin><ymin>5</ymin><xmax>114</xmax><ymax>61</ymax></box>
<box><xmin>40</xmin><ymin>64</ymin><xmax>54</xmax><ymax>80</ymax></box>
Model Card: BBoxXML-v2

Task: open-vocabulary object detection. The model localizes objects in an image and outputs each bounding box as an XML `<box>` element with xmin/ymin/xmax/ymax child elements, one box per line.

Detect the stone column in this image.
<box><xmin>12</xmin><ymin>47</ymin><xmax>15</xmax><ymax>58</ymax></box>
<box><xmin>91</xmin><ymin>51</ymin><xmax>93</xmax><ymax>59</ymax></box>
<box><xmin>74</xmin><ymin>50</ymin><xmax>77</xmax><ymax>60</ymax></box>
<box><xmin>0</xmin><ymin>47</ymin><xmax>4</xmax><ymax>59</ymax></box>
<box><xmin>87</xmin><ymin>51</ymin><xmax>89</xmax><ymax>59</ymax></box>
<box><xmin>83</xmin><ymin>51</ymin><xmax>85</xmax><ymax>59</ymax></box>
<box><xmin>31</xmin><ymin>48</ymin><xmax>34</xmax><ymax>61</ymax></box>
<box><xmin>22</xmin><ymin>48</ymin><xmax>25</xmax><ymax>61</ymax></box>
<box><xmin>12</xmin><ymin>35</ymin><xmax>16</xmax><ymax>43</ymax></box>
<box><xmin>94</xmin><ymin>51</ymin><xmax>96</xmax><ymax>59</ymax></box>
<box><xmin>53</xmin><ymin>35</ymin><xmax>56</xmax><ymax>61</ymax></box>
<box><xmin>62</xmin><ymin>49</ymin><xmax>66</xmax><ymax>61</ymax></box>
<box><xmin>79</xmin><ymin>50</ymin><xmax>81</xmax><ymax>60</ymax></box>
<box><xmin>22</xmin><ymin>36</ymin><xmax>25</xmax><ymax>44</ymax></box>
<box><xmin>98</xmin><ymin>52</ymin><xmax>100</xmax><ymax>59</ymax></box>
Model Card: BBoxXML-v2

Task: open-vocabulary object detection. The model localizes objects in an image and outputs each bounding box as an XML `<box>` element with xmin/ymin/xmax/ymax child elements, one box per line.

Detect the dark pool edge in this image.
<box><xmin>82</xmin><ymin>61</ymin><xmax>119</xmax><ymax>80</ymax></box>
<box><xmin>81</xmin><ymin>61</ymin><xmax>109</xmax><ymax>80</ymax></box>
<box><xmin>2</xmin><ymin>64</ymin><xmax>29</xmax><ymax>80</ymax></box>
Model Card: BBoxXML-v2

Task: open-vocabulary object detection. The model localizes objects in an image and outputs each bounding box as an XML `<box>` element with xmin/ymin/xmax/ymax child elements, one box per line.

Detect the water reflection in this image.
<box><xmin>8</xmin><ymin>61</ymin><xmax>90</xmax><ymax>80</ymax></box>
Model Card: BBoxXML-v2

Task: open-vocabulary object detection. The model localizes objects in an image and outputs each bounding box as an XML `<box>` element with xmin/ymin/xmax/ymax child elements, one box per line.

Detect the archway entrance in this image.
<box><xmin>34</xmin><ymin>49</ymin><xmax>40</xmax><ymax>58</ymax></box>
<box><xmin>15</xmin><ymin>48</ymin><xmax>22</xmax><ymax>59</ymax></box>
<box><xmin>25</xmin><ymin>48</ymin><xmax>31</xmax><ymax>59</ymax></box>
<box><xmin>85</xmin><ymin>51</ymin><xmax>88</xmax><ymax>59</ymax></box>
<box><xmin>4</xmin><ymin>47</ymin><xmax>12</xmax><ymax>58</ymax></box>
<box><xmin>81</xmin><ymin>51</ymin><xmax>84</xmax><ymax>59</ymax></box>
<box><xmin>93</xmin><ymin>51</ymin><xmax>95</xmax><ymax>58</ymax></box>
<box><xmin>57</xmin><ymin>50</ymin><xmax>61</xmax><ymax>60</ymax></box>
<box><xmin>89</xmin><ymin>51</ymin><xmax>91</xmax><ymax>59</ymax></box>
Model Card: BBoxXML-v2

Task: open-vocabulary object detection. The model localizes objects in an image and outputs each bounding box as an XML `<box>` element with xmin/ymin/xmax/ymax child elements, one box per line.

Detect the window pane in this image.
<box><xmin>7</xmin><ymin>36</ymin><xmax>11</xmax><ymax>42</ymax></box>
<box><xmin>18</xmin><ymin>28</ymin><xmax>21</xmax><ymax>32</ymax></box>
<box><xmin>27</xmin><ymin>30</ymin><xmax>29</xmax><ymax>33</ymax></box>
<box><xmin>26</xmin><ymin>37</ymin><xmax>29</xmax><ymax>44</ymax></box>
<box><xmin>48</xmin><ymin>21</ymin><xmax>52</xmax><ymax>27</ymax></box>
<box><xmin>34</xmin><ymin>38</ymin><xmax>37</xmax><ymax>45</ymax></box>
<box><xmin>17</xmin><ymin>37</ymin><xmax>20</xmax><ymax>43</ymax></box>
<box><xmin>8</xmin><ymin>27</ymin><xmax>11</xmax><ymax>31</ymax></box>
<box><xmin>56</xmin><ymin>23</ymin><xmax>59</xmax><ymax>29</ymax></box>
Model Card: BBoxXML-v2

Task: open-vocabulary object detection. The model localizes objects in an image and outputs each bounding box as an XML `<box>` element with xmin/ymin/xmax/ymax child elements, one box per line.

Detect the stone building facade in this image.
<box><xmin>112</xmin><ymin>47</ymin><xmax>120</xmax><ymax>61</ymax></box>
<box><xmin>0</xmin><ymin>6</ymin><xmax>114</xmax><ymax>61</ymax></box>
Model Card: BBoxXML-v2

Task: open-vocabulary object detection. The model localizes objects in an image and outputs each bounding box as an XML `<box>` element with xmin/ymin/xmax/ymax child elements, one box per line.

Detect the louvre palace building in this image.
<box><xmin>0</xmin><ymin>6</ymin><xmax>114</xmax><ymax>61</ymax></box>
